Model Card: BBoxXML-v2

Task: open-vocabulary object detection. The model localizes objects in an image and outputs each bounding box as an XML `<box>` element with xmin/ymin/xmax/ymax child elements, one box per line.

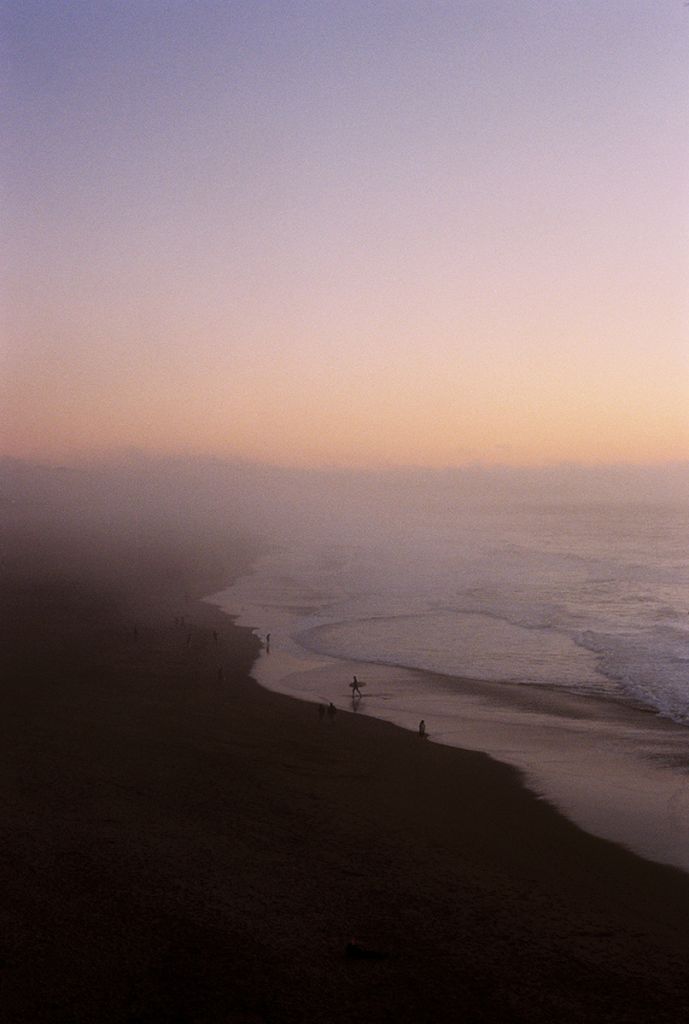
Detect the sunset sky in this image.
<box><xmin>4</xmin><ymin>1</ymin><xmax>688</xmax><ymax>468</ymax></box>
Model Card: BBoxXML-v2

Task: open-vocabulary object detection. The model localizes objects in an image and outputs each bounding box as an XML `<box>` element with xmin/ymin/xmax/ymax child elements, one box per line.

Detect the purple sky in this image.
<box><xmin>4</xmin><ymin>1</ymin><xmax>688</xmax><ymax>467</ymax></box>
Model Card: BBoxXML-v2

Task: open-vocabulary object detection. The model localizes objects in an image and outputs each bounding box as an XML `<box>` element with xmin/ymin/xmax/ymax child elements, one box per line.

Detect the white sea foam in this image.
<box><xmin>211</xmin><ymin>500</ymin><xmax>689</xmax><ymax>871</ymax></box>
<box><xmin>218</xmin><ymin>503</ymin><xmax>689</xmax><ymax>721</ymax></box>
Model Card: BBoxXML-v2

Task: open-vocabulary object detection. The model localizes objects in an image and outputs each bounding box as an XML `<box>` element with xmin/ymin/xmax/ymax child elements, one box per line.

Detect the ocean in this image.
<box><xmin>214</xmin><ymin>500</ymin><xmax>689</xmax><ymax>871</ymax></box>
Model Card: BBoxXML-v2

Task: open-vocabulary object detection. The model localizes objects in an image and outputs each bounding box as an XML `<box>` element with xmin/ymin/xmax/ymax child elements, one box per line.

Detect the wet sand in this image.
<box><xmin>244</xmin><ymin>647</ymin><xmax>689</xmax><ymax>873</ymax></box>
<box><xmin>3</xmin><ymin>548</ymin><xmax>689</xmax><ymax>1022</ymax></box>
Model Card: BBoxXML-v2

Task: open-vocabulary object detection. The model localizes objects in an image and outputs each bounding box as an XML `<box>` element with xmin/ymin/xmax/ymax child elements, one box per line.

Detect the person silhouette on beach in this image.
<box><xmin>350</xmin><ymin>675</ymin><xmax>362</xmax><ymax>698</ymax></box>
<box><xmin>418</xmin><ymin>720</ymin><xmax>427</xmax><ymax>739</ymax></box>
<box><xmin>266</xmin><ymin>632</ymin><xmax>271</xmax><ymax>652</ymax></box>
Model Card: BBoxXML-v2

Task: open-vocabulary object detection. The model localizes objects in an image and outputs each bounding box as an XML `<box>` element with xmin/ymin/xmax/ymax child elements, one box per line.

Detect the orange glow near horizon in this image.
<box><xmin>4</xmin><ymin>3</ymin><xmax>688</xmax><ymax>470</ymax></box>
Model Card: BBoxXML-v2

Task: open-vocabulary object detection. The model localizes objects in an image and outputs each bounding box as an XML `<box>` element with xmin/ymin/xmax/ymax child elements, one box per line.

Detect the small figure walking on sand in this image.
<box><xmin>350</xmin><ymin>675</ymin><xmax>362</xmax><ymax>698</ymax></box>
<box><xmin>327</xmin><ymin>702</ymin><xmax>337</xmax><ymax>721</ymax></box>
<box><xmin>418</xmin><ymin>719</ymin><xmax>427</xmax><ymax>739</ymax></box>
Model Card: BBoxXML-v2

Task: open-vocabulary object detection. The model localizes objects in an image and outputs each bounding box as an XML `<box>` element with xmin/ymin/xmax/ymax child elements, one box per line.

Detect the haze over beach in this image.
<box><xmin>2</xmin><ymin>2</ymin><xmax>689</xmax><ymax>1022</ymax></box>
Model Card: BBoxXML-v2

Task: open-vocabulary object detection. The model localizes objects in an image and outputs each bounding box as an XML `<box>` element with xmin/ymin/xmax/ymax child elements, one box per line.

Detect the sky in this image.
<box><xmin>3</xmin><ymin>0</ymin><xmax>688</xmax><ymax>469</ymax></box>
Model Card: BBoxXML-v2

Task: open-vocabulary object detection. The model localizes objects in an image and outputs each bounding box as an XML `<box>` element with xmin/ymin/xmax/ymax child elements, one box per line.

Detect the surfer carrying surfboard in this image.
<box><xmin>349</xmin><ymin>675</ymin><xmax>363</xmax><ymax>697</ymax></box>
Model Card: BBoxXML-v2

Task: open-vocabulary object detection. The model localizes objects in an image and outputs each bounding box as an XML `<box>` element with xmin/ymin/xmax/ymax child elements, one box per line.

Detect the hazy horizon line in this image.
<box><xmin>3</xmin><ymin>449</ymin><xmax>689</xmax><ymax>477</ymax></box>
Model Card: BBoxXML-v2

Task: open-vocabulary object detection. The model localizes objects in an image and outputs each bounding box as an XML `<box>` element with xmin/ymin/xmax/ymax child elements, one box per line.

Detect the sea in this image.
<box><xmin>213</xmin><ymin>500</ymin><xmax>689</xmax><ymax>872</ymax></box>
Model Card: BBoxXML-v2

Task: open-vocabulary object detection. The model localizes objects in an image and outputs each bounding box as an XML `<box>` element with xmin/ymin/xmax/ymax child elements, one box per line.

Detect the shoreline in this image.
<box><xmin>209</xmin><ymin>591</ymin><xmax>689</xmax><ymax>876</ymax></box>
<box><xmin>4</xmin><ymin>543</ymin><xmax>689</xmax><ymax>1021</ymax></box>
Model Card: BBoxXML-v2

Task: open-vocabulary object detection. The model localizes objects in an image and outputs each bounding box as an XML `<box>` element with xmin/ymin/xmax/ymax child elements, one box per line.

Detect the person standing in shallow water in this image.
<box><xmin>418</xmin><ymin>720</ymin><xmax>426</xmax><ymax>739</ymax></box>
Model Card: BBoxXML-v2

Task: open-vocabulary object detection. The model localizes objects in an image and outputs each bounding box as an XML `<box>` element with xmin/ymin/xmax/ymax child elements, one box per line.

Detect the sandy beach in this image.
<box><xmin>3</xmin><ymin>538</ymin><xmax>689</xmax><ymax>1022</ymax></box>
<box><xmin>239</xmin><ymin>646</ymin><xmax>689</xmax><ymax>875</ymax></box>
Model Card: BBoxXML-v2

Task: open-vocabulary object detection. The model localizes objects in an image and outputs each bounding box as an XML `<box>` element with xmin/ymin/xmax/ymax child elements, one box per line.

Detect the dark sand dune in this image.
<box><xmin>2</xmin><ymin>537</ymin><xmax>689</xmax><ymax>1023</ymax></box>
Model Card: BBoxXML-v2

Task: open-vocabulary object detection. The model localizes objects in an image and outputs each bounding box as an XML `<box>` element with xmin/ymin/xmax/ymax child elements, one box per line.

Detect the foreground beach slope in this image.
<box><xmin>3</xmin><ymin>532</ymin><xmax>689</xmax><ymax>1023</ymax></box>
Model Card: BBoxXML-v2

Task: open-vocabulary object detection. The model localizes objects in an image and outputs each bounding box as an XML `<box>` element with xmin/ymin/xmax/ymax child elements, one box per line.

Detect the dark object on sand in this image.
<box><xmin>349</xmin><ymin>675</ymin><xmax>364</xmax><ymax>696</ymax></box>
<box><xmin>345</xmin><ymin>940</ymin><xmax>389</xmax><ymax>961</ymax></box>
